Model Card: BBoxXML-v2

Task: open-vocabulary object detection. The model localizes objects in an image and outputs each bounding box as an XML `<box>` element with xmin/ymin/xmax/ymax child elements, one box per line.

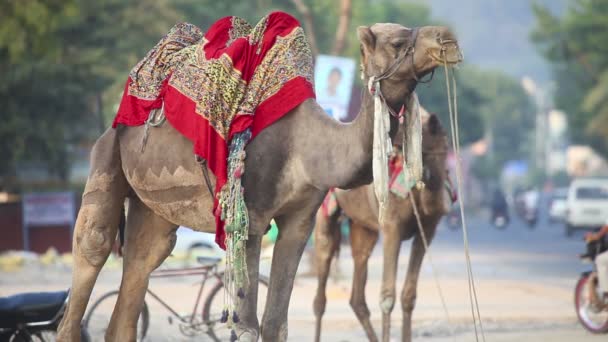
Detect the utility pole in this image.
<box><xmin>522</xmin><ymin>77</ymin><xmax>550</xmax><ymax>177</ymax></box>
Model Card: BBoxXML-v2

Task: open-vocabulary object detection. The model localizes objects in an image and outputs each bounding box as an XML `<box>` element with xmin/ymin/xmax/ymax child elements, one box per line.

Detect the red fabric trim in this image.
<box><xmin>163</xmin><ymin>86</ymin><xmax>230</xmax><ymax>248</ymax></box>
<box><xmin>320</xmin><ymin>188</ymin><xmax>334</xmax><ymax>218</ymax></box>
<box><xmin>252</xmin><ymin>77</ymin><xmax>315</xmax><ymax>138</ymax></box>
<box><xmin>112</xmin><ymin>77</ymin><xmax>165</xmax><ymax>128</ymax></box>
<box><xmin>389</xmin><ymin>155</ymin><xmax>403</xmax><ymax>187</ymax></box>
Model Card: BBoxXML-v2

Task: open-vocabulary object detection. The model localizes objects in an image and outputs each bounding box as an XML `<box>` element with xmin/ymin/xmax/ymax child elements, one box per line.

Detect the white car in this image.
<box><xmin>565</xmin><ymin>178</ymin><xmax>608</xmax><ymax>236</ymax></box>
<box><xmin>172</xmin><ymin>227</ymin><xmax>224</xmax><ymax>265</ymax></box>
<box><xmin>548</xmin><ymin>187</ymin><xmax>569</xmax><ymax>223</ymax></box>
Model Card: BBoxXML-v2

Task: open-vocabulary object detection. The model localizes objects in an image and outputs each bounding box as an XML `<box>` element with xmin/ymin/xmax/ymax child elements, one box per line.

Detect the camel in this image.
<box><xmin>56</xmin><ymin>21</ymin><xmax>460</xmax><ymax>341</ymax></box>
<box><xmin>312</xmin><ymin>113</ymin><xmax>451</xmax><ymax>342</ymax></box>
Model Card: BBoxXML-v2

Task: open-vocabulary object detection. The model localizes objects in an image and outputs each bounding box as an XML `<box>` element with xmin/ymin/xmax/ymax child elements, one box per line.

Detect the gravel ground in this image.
<box><xmin>1</xmin><ymin>214</ymin><xmax>607</xmax><ymax>341</ymax></box>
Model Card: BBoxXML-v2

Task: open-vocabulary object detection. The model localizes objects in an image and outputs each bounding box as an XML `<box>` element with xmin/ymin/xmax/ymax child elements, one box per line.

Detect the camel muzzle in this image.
<box><xmin>427</xmin><ymin>33</ymin><xmax>463</xmax><ymax>65</ymax></box>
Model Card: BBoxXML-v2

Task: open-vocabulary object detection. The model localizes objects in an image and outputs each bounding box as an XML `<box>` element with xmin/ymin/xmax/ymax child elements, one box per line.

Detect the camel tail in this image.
<box><xmin>333</xmin><ymin>207</ymin><xmax>344</xmax><ymax>260</ymax></box>
<box><xmin>117</xmin><ymin>202</ymin><xmax>126</xmax><ymax>255</ymax></box>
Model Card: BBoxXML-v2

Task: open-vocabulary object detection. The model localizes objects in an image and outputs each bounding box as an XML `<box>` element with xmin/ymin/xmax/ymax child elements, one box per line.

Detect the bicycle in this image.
<box><xmin>83</xmin><ymin>256</ymin><xmax>268</xmax><ymax>341</ymax></box>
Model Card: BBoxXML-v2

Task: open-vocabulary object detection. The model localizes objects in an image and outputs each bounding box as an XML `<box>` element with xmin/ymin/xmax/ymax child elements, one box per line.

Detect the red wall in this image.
<box><xmin>0</xmin><ymin>202</ymin><xmax>74</xmax><ymax>253</ymax></box>
<box><xmin>0</xmin><ymin>202</ymin><xmax>24</xmax><ymax>251</ymax></box>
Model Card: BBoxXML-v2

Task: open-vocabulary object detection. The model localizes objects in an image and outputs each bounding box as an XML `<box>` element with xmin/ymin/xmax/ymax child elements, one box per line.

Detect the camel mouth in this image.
<box><xmin>427</xmin><ymin>43</ymin><xmax>463</xmax><ymax>65</ymax></box>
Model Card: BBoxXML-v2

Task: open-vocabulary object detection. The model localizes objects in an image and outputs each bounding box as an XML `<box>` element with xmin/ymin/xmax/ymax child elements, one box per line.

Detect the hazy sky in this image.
<box><xmin>417</xmin><ymin>0</ymin><xmax>568</xmax><ymax>84</ymax></box>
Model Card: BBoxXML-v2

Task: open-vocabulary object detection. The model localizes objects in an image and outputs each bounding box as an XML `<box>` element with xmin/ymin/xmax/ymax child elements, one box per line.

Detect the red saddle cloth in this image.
<box><xmin>112</xmin><ymin>12</ymin><xmax>315</xmax><ymax>248</ymax></box>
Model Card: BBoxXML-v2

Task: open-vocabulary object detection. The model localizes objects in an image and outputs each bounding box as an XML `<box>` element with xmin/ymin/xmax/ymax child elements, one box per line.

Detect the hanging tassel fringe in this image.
<box><xmin>218</xmin><ymin>128</ymin><xmax>252</xmax><ymax>331</ymax></box>
<box><xmin>369</xmin><ymin>77</ymin><xmax>424</xmax><ymax>222</ymax></box>
<box><xmin>369</xmin><ymin>77</ymin><xmax>392</xmax><ymax>223</ymax></box>
<box><xmin>403</xmin><ymin>93</ymin><xmax>424</xmax><ymax>190</ymax></box>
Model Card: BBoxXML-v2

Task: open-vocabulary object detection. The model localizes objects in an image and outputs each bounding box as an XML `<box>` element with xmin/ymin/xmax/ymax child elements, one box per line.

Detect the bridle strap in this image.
<box><xmin>371</xmin><ymin>27</ymin><xmax>419</xmax><ymax>81</ymax></box>
<box><xmin>367</xmin><ymin>27</ymin><xmax>421</xmax><ymax>117</ymax></box>
<box><xmin>196</xmin><ymin>156</ymin><xmax>215</xmax><ymax>197</ymax></box>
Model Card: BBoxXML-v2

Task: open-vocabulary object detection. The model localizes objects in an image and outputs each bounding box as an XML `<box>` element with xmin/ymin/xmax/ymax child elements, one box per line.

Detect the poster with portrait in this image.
<box><xmin>314</xmin><ymin>55</ymin><xmax>356</xmax><ymax>122</ymax></box>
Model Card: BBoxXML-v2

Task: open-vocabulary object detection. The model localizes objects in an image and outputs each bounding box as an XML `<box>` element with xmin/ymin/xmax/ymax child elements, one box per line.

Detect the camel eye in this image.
<box><xmin>391</xmin><ymin>41</ymin><xmax>405</xmax><ymax>50</ymax></box>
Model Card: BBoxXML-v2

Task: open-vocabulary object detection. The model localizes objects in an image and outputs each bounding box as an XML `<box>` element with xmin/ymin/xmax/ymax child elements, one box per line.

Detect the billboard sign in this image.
<box><xmin>22</xmin><ymin>192</ymin><xmax>75</xmax><ymax>226</ymax></box>
<box><xmin>314</xmin><ymin>55</ymin><xmax>356</xmax><ymax>122</ymax></box>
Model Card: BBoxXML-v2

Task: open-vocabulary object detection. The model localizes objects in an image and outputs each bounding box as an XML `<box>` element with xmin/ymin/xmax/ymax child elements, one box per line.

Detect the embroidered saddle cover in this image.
<box><xmin>112</xmin><ymin>12</ymin><xmax>315</xmax><ymax>249</ymax></box>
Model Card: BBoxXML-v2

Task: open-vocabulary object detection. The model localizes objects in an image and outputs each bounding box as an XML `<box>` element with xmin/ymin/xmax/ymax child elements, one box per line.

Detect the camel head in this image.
<box><xmin>357</xmin><ymin>23</ymin><xmax>461</xmax><ymax>85</ymax></box>
<box><xmin>420</xmin><ymin>113</ymin><xmax>450</xmax><ymax>215</ymax></box>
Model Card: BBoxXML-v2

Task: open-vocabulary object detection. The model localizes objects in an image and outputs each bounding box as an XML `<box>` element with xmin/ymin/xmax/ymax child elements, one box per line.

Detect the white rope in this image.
<box><xmin>408</xmin><ymin>193</ymin><xmax>452</xmax><ymax>326</ymax></box>
<box><xmin>443</xmin><ymin>61</ymin><xmax>486</xmax><ymax>342</ymax></box>
<box><xmin>401</xmin><ymin>96</ymin><xmax>452</xmax><ymax>329</ymax></box>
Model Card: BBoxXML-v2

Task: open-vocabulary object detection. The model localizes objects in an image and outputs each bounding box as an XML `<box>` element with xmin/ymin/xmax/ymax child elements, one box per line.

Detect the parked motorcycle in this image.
<box><xmin>491</xmin><ymin>209</ymin><xmax>509</xmax><ymax>229</ymax></box>
<box><xmin>523</xmin><ymin>207</ymin><xmax>538</xmax><ymax>228</ymax></box>
<box><xmin>0</xmin><ymin>290</ymin><xmax>89</xmax><ymax>341</ymax></box>
<box><xmin>490</xmin><ymin>188</ymin><xmax>509</xmax><ymax>229</ymax></box>
<box><xmin>521</xmin><ymin>189</ymin><xmax>539</xmax><ymax>229</ymax></box>
<box><xmin>575</xmin><ymin>239</ymin><xmax>608</xmax><ymax>333</ymax></box>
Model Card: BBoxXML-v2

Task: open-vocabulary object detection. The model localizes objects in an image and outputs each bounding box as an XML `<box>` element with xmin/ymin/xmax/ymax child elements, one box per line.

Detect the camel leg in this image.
<box><xmin>380</xmin><ymin>224</ymin><xmax>401</xmax><ymax>342</ymax></box>
<box><xmin>57</xmin><ymin>129</ymin><xmax>129</xmax><ymax>342</ymax></box>
<box><xmin>313</xmin><ymin>210</ymin><xmax>341</xmax><ymax>342</ymax></box>
<box><xmin>260</xmin><ymin>201</ymin><xmax>321</xmax><ymax>341</ymax></box>
<box><xmin>234</xmin><ymin>233</ymin><xmax>263</xmax><ymax>341</ymax></box>
<box><xmin>401</xmin><ymin>227</ymin><xmax>436</xmax><ymax>342</ymax></box>
<box><xmin>349</xmin><ymin>221</ymin><xmax>379</xmax><ymax>342</ymax></box>
<box><xmin>105</xmin><ymin>197</ymin><xmax>177</xmax><ymax>342</ymax></box>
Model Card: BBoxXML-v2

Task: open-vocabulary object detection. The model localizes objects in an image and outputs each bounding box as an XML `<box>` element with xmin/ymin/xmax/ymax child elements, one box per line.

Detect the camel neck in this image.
<box><xmin>379</xmin><ymin>77</ymin><xmax>417</xmax><ymax>110</ymax></box>
<box><xmin>310</xmin><ymin>80</ymin><xmax>414</xmax><ymax>190</ymax></box>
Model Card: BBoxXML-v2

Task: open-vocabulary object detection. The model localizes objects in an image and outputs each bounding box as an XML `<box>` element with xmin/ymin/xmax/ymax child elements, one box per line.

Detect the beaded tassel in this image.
<box><xmin>230</xmin><ymin>329</ymin><xmax>238</xmax><ymax>342</ymax></box>
<box><xmin>219</xmin><ymin>129</ymin><xmax>252</xmax><ymax>331</ymax></box>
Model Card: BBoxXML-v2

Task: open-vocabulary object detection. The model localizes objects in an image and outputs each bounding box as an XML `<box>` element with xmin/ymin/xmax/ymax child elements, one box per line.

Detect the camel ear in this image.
<box><xmin>358</xmin><ymin>26</ymin><xmax>375</xmax><ymax>77</ymax></box>
<box><xmin>428</xmin><ymin>113</ymin><xmax>442</xmax><ymax>135</ymax></box>
<box><xmin>357</xmin><ymin>26</ymin><xmax>375</xmax><ymax>56</ymax></box>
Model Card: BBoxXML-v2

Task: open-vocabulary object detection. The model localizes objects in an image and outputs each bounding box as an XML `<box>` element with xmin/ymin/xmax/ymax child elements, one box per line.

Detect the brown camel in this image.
<box><xmin>57</xmin><ymin>22</ymin><xmax>460</xmax><ymax>342</ymax></box>
<box><xmin>313</xmin><ymin>113</ymin><xmax>451</xmax><ymax>342</ymax></box>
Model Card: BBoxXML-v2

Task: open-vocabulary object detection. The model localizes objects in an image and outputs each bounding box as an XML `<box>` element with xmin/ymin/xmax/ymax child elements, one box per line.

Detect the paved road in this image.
<box><xmin>284</xmin><ymin>209</ymin><xmax>602</xmax><ymax>341</ymax></box>
<box><xmin>1</xmin><ymin>208</ymin><xmax>606</xmax><ymax>341</ymax></box>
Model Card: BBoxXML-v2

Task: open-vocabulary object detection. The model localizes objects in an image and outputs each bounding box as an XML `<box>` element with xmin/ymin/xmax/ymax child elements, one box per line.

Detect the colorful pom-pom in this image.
<box><xmin>230</xmin><ymin>329</ymin><xmax>238</xmax><ymax>341</ymax></box>
<box><xmin>220</xmin><ymin>309</ymin><xmax>229</xmax><ymax>323</ymax></box>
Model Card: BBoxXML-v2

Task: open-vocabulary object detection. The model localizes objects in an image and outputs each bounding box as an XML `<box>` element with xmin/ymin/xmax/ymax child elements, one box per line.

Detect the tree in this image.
<box><xmin>0</xmin><ymin>0</ymin><xmax>529</xmax><ymax>190</ymax></box>
<box><xmin>0</xmin><ymin>0</ymin><xmax>181</xmax><ymax>189</ymax></box>
<box><xmin>532</xmin><ymin>0</ymin><xmax>608</xmax><ymax>156</ymax></box>
<box><xmin>0</xmin><ymin>0</ymin><xmax>90</xmax><ymax>188</ymax></box>
<box><xmin>418</xmin><ymin>65</ymin><xmax>535</xmax><ymax>183</ymax></box>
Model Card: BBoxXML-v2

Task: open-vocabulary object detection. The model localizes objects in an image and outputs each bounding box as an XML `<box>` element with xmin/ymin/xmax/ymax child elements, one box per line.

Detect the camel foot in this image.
<box><xmin>238</xmin><ymin>328</ymin><xmax>259</xmax><ymax>342</ymax></box>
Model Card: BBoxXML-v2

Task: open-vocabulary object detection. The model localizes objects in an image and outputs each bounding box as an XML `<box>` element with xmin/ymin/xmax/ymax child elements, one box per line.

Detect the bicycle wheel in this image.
<box><xmin>575</xmin><ymin>274</ymin><xmax>608</xmax><ymax>333</ymax></box>
<box><xmin>83</xmin><ymin>290</ymin><xmax>149</xmax><ymax>341</ymax></box>
<box><xmin>8</xmin><ymin>329</ymin><xmax>79</xmax><ymax>342</ymax></box>
<box><xmin>9</xmin><ymin>330</ymin><xmax>56</xmax><ymax>342</ymax></box>
<box><xmin>202</xmin><ymin>275</ymin><xmax>269</xmax><ymax>341</ymax></box>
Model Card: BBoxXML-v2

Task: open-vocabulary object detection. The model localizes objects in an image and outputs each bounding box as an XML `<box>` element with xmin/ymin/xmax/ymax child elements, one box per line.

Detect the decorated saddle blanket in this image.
<box><xmin>112</xmin><ymin>12</ymin><xmax>315</xmax><ymax>249</ymax></box>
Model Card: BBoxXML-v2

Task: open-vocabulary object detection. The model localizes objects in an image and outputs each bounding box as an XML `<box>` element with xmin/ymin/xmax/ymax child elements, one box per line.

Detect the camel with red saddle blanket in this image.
<box><xmin>57</xmin><ymin>11</ymin><xmax>461</xmax><ymax>342</ymax></box>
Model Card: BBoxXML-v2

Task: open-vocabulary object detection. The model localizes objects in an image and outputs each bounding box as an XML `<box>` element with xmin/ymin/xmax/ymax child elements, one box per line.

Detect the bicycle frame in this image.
<box><xmin>147</xmin><ymin>264</ymin><xmax>223</xmax><ymax>326</ymax></box>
